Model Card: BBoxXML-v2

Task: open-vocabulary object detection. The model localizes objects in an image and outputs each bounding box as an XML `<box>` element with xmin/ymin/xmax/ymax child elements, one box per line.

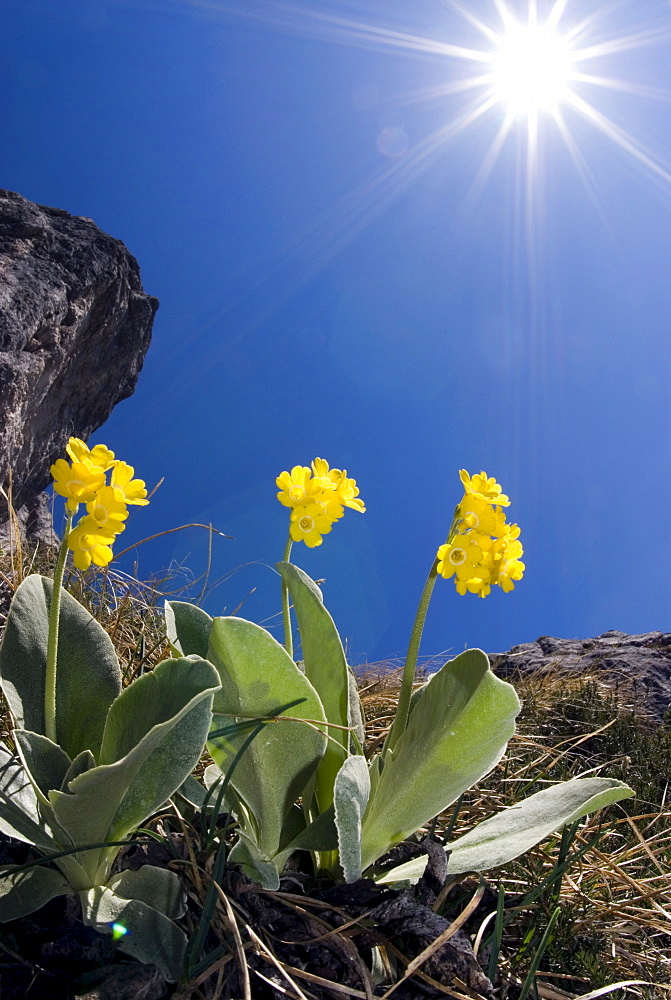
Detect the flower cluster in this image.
<box><xmin>50</xmin><ymin>438</ymin><xmax>149</xmax><ymax>571</ymax></box>
<box><xmin>437</xmin><ymin>470</ymin><xmax>524</xmax><ymax>597</ymax></box>
<box><xmin>276</xmin><ymin>458</ymin><xmax>365</xmax><ymax>547</ymax></box>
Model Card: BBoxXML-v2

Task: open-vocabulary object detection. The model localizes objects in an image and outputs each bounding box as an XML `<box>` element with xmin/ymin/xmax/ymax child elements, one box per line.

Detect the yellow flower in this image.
<box><xmin>311</xmin><ymin>458</ymin><xmax>365</xmax><ymax>513</ymax></box>
<box><xmin>110</xmin><ymin>462</ymin><xmax>150</xmax><ymax>505</ymax></box>
<box><xmin>457</xmin><ymin>576</ymin><xmax>491</xmax><ymax>598</ymax></box>
<box><xmin>66</xmin><ymin>437</ymin><xmax>117</xmax><ymax>471</ymax></box>
<box><xmin>459</xmin><ymin>470</ymin><xmax>510</xmax><ymax>507</ymax></box>
<box><xmin>437</xmin><ymin>534</ymin><xmax>486</xmax><ymax>582</ymax></box>
<box><xmin>438</xmin><ymin>471</ymin><xmax>522</xmax><ymax>596</ymax></box>
<box><xmin>487</xmin><ymin>530</ymin><xmax>525</xmax><ymax>593</ymax></box>
<box><xmin>276</xmin><ymin>465</ymin><xmax>334</xmax><ymax>508</ymax></box>
<box><xmin>458</xmin><ymin>495</ymin><xmax>507</xmax><ymax>536</ymax></box>
<box><xmin>312</xmin><ymin>495</ymin><xmax>345</xmax><ymax>521</ymax></box>
<box><xmin>290</xmin><ymin>503</ymin><xmax>334</xmax><ymax>548</ymax></box>
<box><xmin>51</xmin><ymin>458</ymin><xmax>106</xmax><ymax>512</ymax></box>
<box><xmin>85</xmin><ymin>486</ymin><xmax>129</xmax><ymax>532</ymax></box>
<box><xmin>67</xmin><ymin>516</ymin><xmax>121</xmax><ymax>571</ymax></box>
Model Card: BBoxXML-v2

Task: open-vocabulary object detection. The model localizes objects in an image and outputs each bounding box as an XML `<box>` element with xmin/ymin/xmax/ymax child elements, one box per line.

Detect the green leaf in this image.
<box><xmin>0</xmin><ymin>575</ymin><xmax>122</xmax><ymax>759</ymax></box>
<box><xmin>347</xmin><ymin>670</ymin><xmax>365</xmax><ymax>750</ymax></box>
<box><xmin>61</xmin><ymin>750</ymin><xmax>96</xmax><ymax>791</ymax></box>
<box><xmin>80</xmin><ymin>886</ymin><xmax>187</xmax><ymax>981</ymax></box>
<box><xmin>360</xmin><ymin>649</ymin><xmax>520</xmax><ymax>871</ymax></box>
<box><xmin>165</xmin><ymin>601</ymin><xmax>213</xmax><ymax>658</ymax></box>
<box><xmin>13</xmin><ymin>731</ymin><xmax>72</xmax><ymax>803</ymax></box>
<box><xmin>278</xmin><ymin>804</ymin><xmax>339</xmax><ymax>858</ymax></box>
<box><xmin>106</xmin><ymin>866</ymin><xmax>185</xmax><ymax>920</ymax></box>
<box><xmin>334</xmin><ymin>756</ymin><xmax>370</xmax><ymax>883</ymax></box>
<box><xmin>228</xmin><ymin>836</ymin><xmax>281</xmax><ymax>890</ymax></box>
<box><xmin>376</xmin><ymin>776</ymin><xmax>635</xmax><ymax>884</ymax></box>
<box><xmin>276</xmin><ymin>563</ymin><xmax>350</xmax><ymax>812</ymax></box>
<box><xmin>206</xmin><ymin>616</ymin><xmax>327</xmax><ymax>860</ymax></box>
<box><xmin>48</xmin><ymin>657</ymin><xmax>219</xmax><ymax>871</ymax></box>
<box><xmin>0</xmin><ymin>745</ymin><xmax>59</xmax><ymax>850</ymax></box>
<box><xmin>175</xmin><ymin>773</ymin><xmax>224</xmax><ymax>815</ymax></box>
<box><xmin>258</xmin><ymin>804</ymin><xmax>340</xmax><ymax>878</ymax></box>
<box><xmin>0</xmin><ymin>865</ymin><xmax>71</xmax><ymax>921</ymax></box>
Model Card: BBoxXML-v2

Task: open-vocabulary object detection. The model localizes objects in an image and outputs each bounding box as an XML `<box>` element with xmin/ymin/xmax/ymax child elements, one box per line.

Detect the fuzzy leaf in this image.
<box><xmin>0</xmin><ymin>575</ymin><xmax>122</xmax><ymax>759</ymax></box>
<box><xmin>334</xmin><ymin>756</ymin><xmax>370</xmax><ymax>883</ymax></box>
<box><xmin>206</xmin><ymin>616</ymin><xmax>327</xmax><ymax>861</ymax></box>
<box><xmin>276</xmin><ymin>563</ymin><xmax>350</xmax><ymax>812</ymax></box>
<box><xmin>228</xmin><ymin>836</ymin><xmax>281</xmax><ymax>890</ymax></box>
<box><xmin>164</xmin><ymin>601</ymin><xmax>213</xmax><ymax>658</ymax></box>
<box><xmin>376</xmin><ymin>777</ymin><xmax>635</xmax><ymax>883</ymax></box>
<box><xmin>14</xmin><ymin>731</ymin><xmax>72</xmax><ymax>803</ymax></box>
<box><xmin>106</xmin><ymin>865</ymin><xmax>185</xmax><ymax>919</ymax></box>
<box><xmin>49</xmin><ymin>657</ymin><xmax>219</xmax><ymax>861</ymax></box>
<box><xmin>61</xmin><ymin>750</ymin><xmax>96</xmax><ymax>791</ymax></box>
<box><xmin>360</xmin><ymin>649</ymin><xmax>520</xmax><ymax>871</ymax></box>
<box><xmin>0</xmin><ymin>745</ymin><xmax>59</xmax><ymax>849</ymax></box>
<box><xmin>80</xmin><ymin>886</ymin><xmax>187</xmax><ymax>981</ymax></box>
<box><xmin>278</xmin><ymin>805</ymin><xmax>339</xmax><ymax>859</ymax></box>
<box><xmin>347</xmin><ymin>670</ymin><xmax>366</xmax><ymax>750</ymax></box>
<box><xmin>0</xmin><ymin>865</ymin><xmax>71</xmax><ymax>921</ymax></box>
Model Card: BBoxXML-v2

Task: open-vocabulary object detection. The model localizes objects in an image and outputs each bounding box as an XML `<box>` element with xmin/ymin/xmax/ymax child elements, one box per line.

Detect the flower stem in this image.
<box><xmin>44</xmin><ymin>512</ymin><xmax>73</xmax><ymax>743</ymax></box>
<box><xmin>281</xmin><ymin>534</ymin><xmax>294</xmax><ymax>658</ymax></box>
<box><xmin>385</xmin><ymin>505</ymin><xmax>462</xmax><ymax>753</ymax></box>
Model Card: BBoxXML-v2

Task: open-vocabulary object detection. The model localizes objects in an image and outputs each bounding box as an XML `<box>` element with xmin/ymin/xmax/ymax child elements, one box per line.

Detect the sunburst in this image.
<box><xmin>165</xmin><ymin>0</ymin><xmax>671</xmax><ymax>351</ymax></box>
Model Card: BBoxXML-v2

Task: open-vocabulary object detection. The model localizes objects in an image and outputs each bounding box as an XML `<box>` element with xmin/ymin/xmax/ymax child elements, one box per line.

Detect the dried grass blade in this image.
<box><xmin>213</xmin><ymin>882</ymin><xmax>251</xmax><ymax>1000</ymax></box>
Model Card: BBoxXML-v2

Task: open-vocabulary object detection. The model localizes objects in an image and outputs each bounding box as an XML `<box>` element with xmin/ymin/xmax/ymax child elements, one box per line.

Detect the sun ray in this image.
<box><xmin>571</xmin><ymin>73</ymin><xmax>671</xmax><ymax>101</ymax></box>
<box><xmin>565</xmin><ymin>90</ymin><xmax>671</xmax><ymax>186</ymax></box>
<box><xmin>547</xmin><ymin>0</ymin><xmax>570</xmax><ymax>31</ymax></box>
<box><xmin>552</xmin><ymin>107</ymin><xmax>619</xmax><ymax>234</ymax></box>
<box><xmin>572</xmin><ymin>26</ymin><xmax>671</xmax><ymax>61</ymax></box>
<box><xmin>185</xmin><ymin>0</ymin><xmax>492</xmax><ymax>62</ymax></box>
<box><xmin>444</xmin><ymin>1</ymin><xmax>505</xmax><ymax>46</ymax></box>
<box><xmin>398</xmin><ymin>74</ymin><xmax>500</xmax><ymax>107</ymax></box>
<box><xmin>466</xmin><ymin>115</ymin><xmax>515</xmax><ymax>198</ymax></box>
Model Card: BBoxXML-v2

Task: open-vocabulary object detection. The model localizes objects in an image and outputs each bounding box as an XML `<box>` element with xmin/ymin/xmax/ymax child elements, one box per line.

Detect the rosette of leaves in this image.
<box><xmin>0</xmin><ymin>576</ymin><xmax>220</xmax><ymax>981</ymax></box>
<box><xmin>166</xmin><ymin>562</ymin><xmax>633</xmax><ymax>891</ymax></box>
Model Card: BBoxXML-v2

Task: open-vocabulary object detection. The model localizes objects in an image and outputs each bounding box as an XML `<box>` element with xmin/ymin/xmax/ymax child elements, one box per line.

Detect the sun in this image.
<box><xmin>491</xmin><ymin>21</ymin><xmax>574</xmax><ymax>118</ymax></box>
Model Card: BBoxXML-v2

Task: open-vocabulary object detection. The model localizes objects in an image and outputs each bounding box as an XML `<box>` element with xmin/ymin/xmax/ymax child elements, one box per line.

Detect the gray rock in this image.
<box><xmin>0</xmin><ymin>189</ymin><xmax>157</xmax><ymax>539</ymax></box>
<box><xmin>489</xmin><ymin>630</ymin><xmax>671</xmax><ymax>724</ymax></box>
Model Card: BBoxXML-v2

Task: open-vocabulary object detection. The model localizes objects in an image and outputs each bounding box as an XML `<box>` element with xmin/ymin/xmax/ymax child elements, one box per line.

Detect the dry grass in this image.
<box><xmin>359</xmin><ymin>665</ymin><xmax>671</xmax><ymax>997</ymax></box>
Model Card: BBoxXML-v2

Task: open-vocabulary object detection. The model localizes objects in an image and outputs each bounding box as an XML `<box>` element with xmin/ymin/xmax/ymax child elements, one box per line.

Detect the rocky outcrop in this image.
<box><xmin>0</xmin><ymin>189</ymin><xmax>157</xmax><ymax>543</ymax></box>
<box><xmin>490</xmin><ymin>630</ymin><xmax>671</xmax><ymax>724</ymax></box>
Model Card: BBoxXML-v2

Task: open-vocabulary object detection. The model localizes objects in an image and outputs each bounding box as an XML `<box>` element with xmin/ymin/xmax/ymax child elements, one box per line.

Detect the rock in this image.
<box><xmin>0</xmin><ymin>189</ymin><xmax>157</xmax><ymax>542</ymax></box>
<box><xmin>0</xmin><ymin>491</ymin><xmax>58</xmax><ymax>550</ymax></box>
<box><xmin>489</xmin><ymin>630</ymin><xmax>671</xmax><ymax>724</ymax></box>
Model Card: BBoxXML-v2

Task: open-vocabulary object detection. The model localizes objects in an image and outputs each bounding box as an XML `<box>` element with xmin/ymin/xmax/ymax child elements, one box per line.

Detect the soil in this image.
<box><xmin>0</xmin><ymin>835</ymin><xmax>497</xmax><ymax>1000</ymax></box>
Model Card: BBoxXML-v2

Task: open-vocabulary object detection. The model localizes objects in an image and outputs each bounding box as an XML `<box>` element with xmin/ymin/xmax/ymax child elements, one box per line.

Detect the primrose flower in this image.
<box><xmin>459</xmin><ymin>495</ymin><xmax>507</xmax><ymax>537</ymax></box>
<box><xmin>438</xmin><ymin>470</ymin><xmax>523</xmax><ymax>596</ymax></box>
<box><xmin>110</xmin><ymin>462</ymin><xmax>150</xmax><ymax>505</ymax></box>
<box><xmin>486</xmin><ymin>529</ymin><xmax>525</xmax><ymax>593</ymax></box>
<box><xmin>50</xmin><ymin>458</ymin><xmax>106</xmax><ymax>512</ymax></box>
<box><xmin>67</xmin><ymin>516</ymin><xmax>120</xmax><ymax>571</ymax></box>
<box><xmin>85</xmin><ymin>485</ymin><xmax>129</xmax><ymax>532</ymax></box>
<box><xmin>66</xmin><ymin>437</ymin><xmax>117</xmax><ymax>471</ymax></box>
<box><xmin>311</xmin><ymin>458</ymin><xmax>366</xmax><ymax>513</ymax></box>
<box><xmin>437</xmin><ymin>534</ymin><xmax>486</xmax><ymax>583</ymax></box>
<box><xmin>51</xmin><ymin>437</ymin><xmax>149</xmax><ymax>572</ymax></box>
<box><xmin>290</xmin><ymin>503</ymin><xmax>334</xmax><ymax>548</ymax></box>
<box><xmin>278</xmin><ymin>457</ymin><xmax>365</xmax><ymax>546</ymax></box>
<box><xmin>276</xmin><ymin>465</ymin><xmax>333</xmax><ymax>508</ymax></box>
<box><xmin>459</xmin><ymin>469</ymin><xmax>510</xmax><ymax>507</ymax></box>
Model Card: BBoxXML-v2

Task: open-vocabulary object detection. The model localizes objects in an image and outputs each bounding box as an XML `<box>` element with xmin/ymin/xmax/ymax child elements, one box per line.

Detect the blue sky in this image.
<box><xmin>3</xmin><ymin>0</ymin><xmax>670</xmax><ymax>664</ymax></box>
